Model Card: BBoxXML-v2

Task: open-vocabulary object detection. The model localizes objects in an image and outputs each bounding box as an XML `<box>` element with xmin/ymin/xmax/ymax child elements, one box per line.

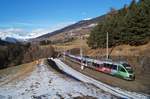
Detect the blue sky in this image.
<box><xmin>0</xmin><ymin>0</ymin><xmax>133</xmax><ymax>39</ymax></box>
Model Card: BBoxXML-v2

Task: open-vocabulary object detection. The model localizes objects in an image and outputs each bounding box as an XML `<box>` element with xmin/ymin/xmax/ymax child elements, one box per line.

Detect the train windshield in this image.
<box><xmin>126</xmin><ymin>68</ymin><xmax>133</xmax><ymax>73</ymax></box>
<box><xmin>122</xmin><ymin>63</ymin><xmax>133</xmax><ymax>73</ymax></box>
<box><xmin>122</xmin><ymin>63</ymin><xmax>131</xmax><ymax>67</ymax></box>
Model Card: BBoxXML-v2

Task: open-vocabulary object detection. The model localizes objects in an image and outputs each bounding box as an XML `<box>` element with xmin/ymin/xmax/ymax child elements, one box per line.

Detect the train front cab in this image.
<box><xmin>117</xmin><ymin>63</ymin><xmax>135</xmax><ymax>80</ymax></box>
<box><xmin>95</xmin><ymin>62</ymin><xmax>135</xmax><ymax>81</ymax></box>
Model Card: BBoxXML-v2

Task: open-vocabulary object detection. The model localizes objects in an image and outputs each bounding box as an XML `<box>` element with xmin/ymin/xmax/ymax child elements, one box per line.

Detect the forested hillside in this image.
<box><xmin>0</xmin><ymin>41</ymin><xmax>55</xmax><ymax>69</ymax></box>
<box><xmin>88</xmin><ymin>0</ymin><xmax>150</xmax><ymax>48</ymax></box>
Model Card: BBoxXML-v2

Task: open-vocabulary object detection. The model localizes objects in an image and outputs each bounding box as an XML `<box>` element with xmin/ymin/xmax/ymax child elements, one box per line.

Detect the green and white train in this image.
<box><xmin>66</xmin><ymin>53</ymin><xmax>135</xmax><ymax>81</ymax></box>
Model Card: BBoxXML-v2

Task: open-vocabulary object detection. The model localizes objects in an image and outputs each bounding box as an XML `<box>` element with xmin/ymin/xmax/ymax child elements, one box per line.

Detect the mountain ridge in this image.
<box><xmin>35</xmin><ymin>15</ymin><xmax>105</xmax><ymax>41</ymax></box>
<box><xmin>0</xmin><ymin>39</ymin><xmax>12</xmax><ymax>45</ymax></box>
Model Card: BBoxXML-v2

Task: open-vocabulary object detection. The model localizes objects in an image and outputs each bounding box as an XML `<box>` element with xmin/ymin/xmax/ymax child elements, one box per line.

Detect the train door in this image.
<box><xmin>111</xmin><ymin>64</ymin><xmax>117</xmax><ymax>75</ymax></box>
<box><xmin>103</xmin><ymin>63</ymin><xmax>111</xmax><ymax>73</ymax></box>
<box><xmin>87</xmin><ymin>61</ymin><xmax>92</xmax><ymax>67</ymax></box>
<box><xmin>117</xmin><ymin>66</ymin><xmax>128</xmax><ymax>78</ymax></box>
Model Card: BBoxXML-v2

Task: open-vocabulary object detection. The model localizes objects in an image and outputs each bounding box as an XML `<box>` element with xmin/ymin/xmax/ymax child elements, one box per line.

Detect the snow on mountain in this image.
<box><xmin>4</xmin><ymin>37</ymin><xmax>19</xmax><ymax>43</ymax></box>
<box><xmin>83</xmin><ymin>17</ymin><xmax>92</xmax><ymax>20</ymax></box>
<box><xmin>0</xmin><ymin>28</ymin><xmax>28</xmax><ymax>40</ymax></box>
<box><xmin>0</xmin><ymin>28</ymin><xmax>56</xmax><ymax>41</ymax></box>
<box><xmin>0</xmin><ymin>22</ymin><xmax>74</xmax><ymax>40</ymax></box>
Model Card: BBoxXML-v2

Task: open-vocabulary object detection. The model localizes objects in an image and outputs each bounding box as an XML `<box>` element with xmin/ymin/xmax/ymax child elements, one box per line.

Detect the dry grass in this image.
<box><xmin>0</xmin><ymin>60</ymin><xmax>38</xmax><ymax>86</ymax></box>
<box><xmin>53</xmin><ymin>38</ymin><xmax>150</xmax><ymax>57</ymax></box>
<box><xmin>63</xmin><ymin>58</ymin><xmax>150</xmax><ymax>94</ymax></box>
<box><xmin>53</xmin><ymin>38</ymin><xmax>88</xmax><ymax>52</ymax></box>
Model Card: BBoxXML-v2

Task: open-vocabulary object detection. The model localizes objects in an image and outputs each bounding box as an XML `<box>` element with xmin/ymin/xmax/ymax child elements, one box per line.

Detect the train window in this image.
<box><xmin>103</xmin><ymin>63</ymin><xmax>105</xmax><ymax>67</ymax></box>
<box><xmin>83</xmin><ymin>61</ymin><xmax>86</xmax><ymax>63</ymax></box>
<box><xmin>112</xmin><ymin>65</ymin><xmax>117</xmax><ymax>70</ymax></box>
<box><xmin>104</xmin><ymin>63</ymin><xmax>111</xmax><ymax>68</ymax></box>
<box><xmin>122</xmin><ymin>63</ymin><xmax>131</xmax><ymax>67</ymax></box>
<box><xmin>93</xmin><ymin>63</ymin><xmax>99</xmax><ymax>67</ymax></box>
<box><xmin>120</xmin><ymin>67</ymin><xmax>126</xmax><ymax>72</ymax></box>
<box><xmin>98</xmin><ymin>64</ymin><xmax>100</xmax><ymax>67</ymax></box>
<box><xmin>104</xmin><ymin>63</ymin><xmax>108</xmax><ymax>67</ymax></box>
<box><xmin>106</xmin><ymin>64</ymin><xmax>109</xmax><ymax>68</ymax></box>
<box><xmin>109</xmin><ymin>64</ymin><xmax>113</xmax><ymax>68</ymax></box>
<box><xmin>108</xmin><ymin>64</ymin><xmax>111</xmax><ymax>69</ymax></box>
<box><xmin>93</xmin><ymin>63</ymin><xmax>96</xmax><ymax>66</ymax></box>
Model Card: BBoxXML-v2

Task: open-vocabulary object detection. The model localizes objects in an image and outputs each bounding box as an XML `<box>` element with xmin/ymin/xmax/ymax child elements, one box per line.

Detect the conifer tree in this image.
<box><xmin>87</xmin><ymin>0</ymin><xmax>150</xmax><ymax>48</ymax></box>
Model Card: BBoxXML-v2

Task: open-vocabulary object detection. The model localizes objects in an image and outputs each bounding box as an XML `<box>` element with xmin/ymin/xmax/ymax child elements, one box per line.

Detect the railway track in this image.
<box><xmin>51</xmin><ymin>58</ymin><xmax>149</xmax><ymax>99</ymax></box>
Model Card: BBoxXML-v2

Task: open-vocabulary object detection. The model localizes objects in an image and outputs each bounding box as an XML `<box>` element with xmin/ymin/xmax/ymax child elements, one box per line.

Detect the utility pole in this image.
<box><xmin>64</xmin><ymin>33</ymin><xmax>67</xmax><ymax>60</ymax></box>
<box><xmin>70</xmin><ymin>31</ymin><xmax>73</xmax><ymax>37</ymax></box>
<box><xmin>63</xmin><ymin>44</ymin><xmax>66</xmax><ymax>60</ymax></box>
<box><xmin>80</xmin><ymin>36</ymin><xmax>84</xmax><ymax>70</ymax></box>
<box><xmin>106</xmin><ymin>32</ymin><xmax>109</xmax><ymax>60</ymax></box>
<box><xmin>69</xmin><ymin>31</ymin><xmax>73</xmax><ymax>54</ymax></box>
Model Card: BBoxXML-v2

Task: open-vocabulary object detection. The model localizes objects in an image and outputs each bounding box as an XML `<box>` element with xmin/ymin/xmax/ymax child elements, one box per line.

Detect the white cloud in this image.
<box><xmin>0</xmin><ymin>28</ymin><xmax>24</xmax><ymax>33</ymax></box>
<box><xmin>0</xmin><ymin>28</ymin><xmax>27</xmax><ymax>39</ymax></box>
<box><xmin>0</xmin><ymin>21</ymin><xmax>75</xmax><ymax>40</ymax></box>
<box><xmin>15</xmin><ymin>22</ymin><xmax>35</xmax><ymax>26</ymax></box>
<box><xmin>28</xmin><ymin>21</ymin><xmax>75</xmax><ymax>38</ymax></box>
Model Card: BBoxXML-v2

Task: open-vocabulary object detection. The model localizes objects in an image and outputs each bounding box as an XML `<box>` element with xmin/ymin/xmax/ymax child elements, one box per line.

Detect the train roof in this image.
<box><xmin>85</xmin><ymin>57</ymin><xmax>129</xmax><ymax>66</ymax></box>
<box><xmin>67</xmin><ymin>54</ymin><xmax>131</xmax><ymax>67</ymax></box>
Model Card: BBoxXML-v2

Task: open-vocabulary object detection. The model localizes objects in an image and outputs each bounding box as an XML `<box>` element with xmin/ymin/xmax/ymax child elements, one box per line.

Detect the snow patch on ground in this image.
<box><xmin>0</xmin><ymin>60</ymin><xmax>115</xmax><ymax>99</ymax></box>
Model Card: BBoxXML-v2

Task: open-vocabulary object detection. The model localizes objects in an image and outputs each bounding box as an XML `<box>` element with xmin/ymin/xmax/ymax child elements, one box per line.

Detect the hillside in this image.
<box><xmin>53</xmin><ymin>38</ymin><xmax>150</xmax><ymax>75</ymax></box>
<box><xmin>32</xmin><ymin>15</ymin><xmax>105</xmax><ymax>42</ymax></box>
<box><xmin>0</xmin><ymin>39</ymin><xmax>12</xmax><ymax>45</ymax></box>
<box><xmin>0</xmin><ymin>61</ymin><xmax>36</xmax><ymax>85</ymax></box>
<box><xmin>32</xmin><ymin>1</ymin><xmax>150</xmax><ymax>49</ymax></box>
<box><xmin>0</xmin><ymin>41</ymin><xmax>55</xmax><ymax>69</ymax></box>
<box><xmin>88</xmin><ymin>0</ymin><xmax>150</xmax><ymax>48</ymax></box>
<box><xmin>53</xmin><ymin>38</ymin><xmax>150</xmax><ymax>57</ymax></box>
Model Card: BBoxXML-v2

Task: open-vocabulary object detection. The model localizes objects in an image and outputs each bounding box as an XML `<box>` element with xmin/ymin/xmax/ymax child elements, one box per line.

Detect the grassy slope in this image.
<box><xmin>0</xmin><ymin>61</ymin><xmax>37</xmax><ymax>85</ymax></box>
<box><xmin>53</xmin><ymin>39</ymin><xmax>150</xmax><ymax>94</ymax></box>
<box><xmin>53</xmin><ymin>38</ymin><xmax>150</xmax><ymax>57</ymax></box>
